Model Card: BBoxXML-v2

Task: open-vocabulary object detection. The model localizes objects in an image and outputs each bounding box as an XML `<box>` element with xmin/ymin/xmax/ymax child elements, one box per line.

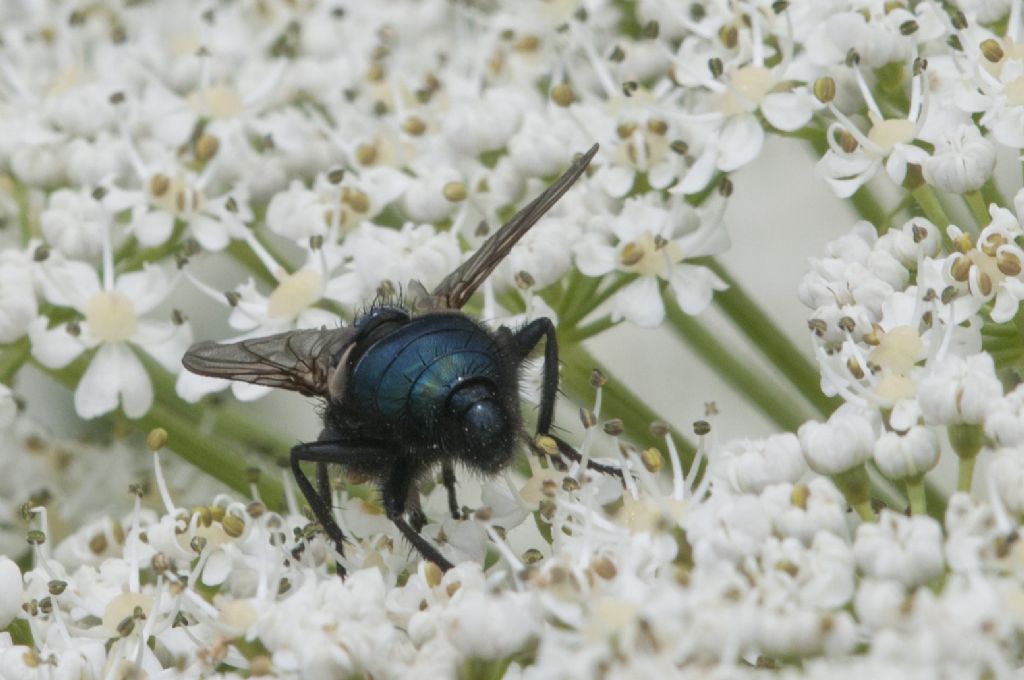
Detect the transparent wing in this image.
<box><xmin>181</xmin><ymin>327</ymin><xmax>356</xmax><ymax>398</ymax></box>
<box><xmin>430</xmin><ymin>143</ymin><xmax>598</xmax><ymax>310</ymax></box>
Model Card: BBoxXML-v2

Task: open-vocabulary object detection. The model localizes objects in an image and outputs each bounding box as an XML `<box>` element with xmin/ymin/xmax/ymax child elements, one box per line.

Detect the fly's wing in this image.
<box><xmin>181</xmin><ymin>326</ymin><xmax>356</xmax><ymax>398</ymax></box>
<box><xmin>429</xmin><ymin>143</ymin><xmax>598</xmax><ymax>310</ymax></box>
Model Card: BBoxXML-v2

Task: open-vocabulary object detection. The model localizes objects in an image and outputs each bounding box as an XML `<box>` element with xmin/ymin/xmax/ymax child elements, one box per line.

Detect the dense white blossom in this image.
<box><xmin>3</xmin><ymin>0</ymin><xmax>1024</xmax><ymax>677</ymax></box>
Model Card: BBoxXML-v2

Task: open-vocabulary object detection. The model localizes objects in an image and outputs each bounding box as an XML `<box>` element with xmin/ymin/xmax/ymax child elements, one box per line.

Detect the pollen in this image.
<box><xmin>85</xmin><ymin>291</ymin><xmax>138</xmax><ymax>343</ymax></box>
<box><xmin>267</xmin><ymin>269</ymin><xmax>322</xmax><ymax>319</ymax></box>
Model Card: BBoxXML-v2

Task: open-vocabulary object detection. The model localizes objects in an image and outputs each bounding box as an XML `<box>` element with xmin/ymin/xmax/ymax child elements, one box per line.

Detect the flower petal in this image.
<box><xmin>668</xmin><ymin>264</ymin><xmax>727</xmax><ymax>315</ymax></box>
<box><xmin>716</xmin><ymin>113</ymin><xmax>764</xmax><ymax>172</ymax></box>
<box><xmin>28</xmin><ymin>317</ymin><xmax>85</xmax><ymax>368</ymax></box>
<box><xmin>115</xmin><ymin>266</ymin><xmax>174</xmax><ymax>315</ymax></box>
<box><xmin>75</xmin><ymin>344</ymin><xmax>153</xmax><ymax>419</ymax></box>
<box><xmin>612</xmin><ymin>277</ymin><xmax>665</xmax><ymax>328</ymax></box>
<box><xmin>134</xmin><ymin>320</ymin><xmax>192</xmax><ymax>372</ymax></box>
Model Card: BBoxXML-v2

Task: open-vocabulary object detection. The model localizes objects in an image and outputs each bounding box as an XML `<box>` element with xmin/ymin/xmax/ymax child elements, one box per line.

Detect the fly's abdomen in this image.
<box><xmin>348</xmin><ymin>315</ymin><xmax>502</xmax><ymax>439</ymax></box>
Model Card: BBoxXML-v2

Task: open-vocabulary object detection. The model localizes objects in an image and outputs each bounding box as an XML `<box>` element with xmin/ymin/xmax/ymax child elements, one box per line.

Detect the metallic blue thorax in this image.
<box><xmin>346</xmin><ymin>313</ymin><xmax>503</xmax><ymax>440</ymax></box>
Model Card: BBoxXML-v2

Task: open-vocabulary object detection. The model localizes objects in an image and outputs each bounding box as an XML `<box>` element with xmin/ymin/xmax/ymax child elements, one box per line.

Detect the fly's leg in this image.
<box><xmin>441</xmin><ymin>460</ymin><xmax>461</xmax><ymax>520</ymax></box>
<box><xmin>291</xmin><ymin>438</ymin><xmax>394</xmax><ymax>578</ymax></box>
<box><xmin>509</xmin><ymin>318</ymin><xmax>624</xmax><ymax>480</ymax></box>
<box><xmin>382</xmin><ymin>462</ymin><xmax>455</xmax><ymax>572</ymax></box>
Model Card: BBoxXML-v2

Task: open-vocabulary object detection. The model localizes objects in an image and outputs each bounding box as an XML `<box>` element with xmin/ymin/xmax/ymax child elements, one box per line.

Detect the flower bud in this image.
<box><xmin>873</xmin><ymin>426</ymin><xmax>939</xmax><ymax>480</ymax></box>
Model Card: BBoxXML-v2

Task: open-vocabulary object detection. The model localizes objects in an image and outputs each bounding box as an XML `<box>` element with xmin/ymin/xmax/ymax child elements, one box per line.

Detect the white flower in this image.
<box><xmin>400</xmin><ymin>166</ymin><xmax>465</xmax><ymax>224</ymax></box>
<box><xmin>0</xmin><ymin>557</ymin><xmax>22</xmax><ymax>629</ymax></box>
<box><xmin>444</xmin><ymin>589</ymin><xmax>541</xmax><ymax>659</ymax></box>
<box><xmin>573</xmin><ymin>196</ymin><xmax>728</xmax><ymax>327</ymax></box>
<box><xmin>917</xmin><ymin>353</ymin><xmax>1003</xmax><ymax>425</ymax></box>
<box><xmin>710</xmin><ymin>433</ymin><xmax>808</xmax><ymax>494</ymax></box>
<box><xmin>326</xmin><ymin>222</ymin><xmax>462</xmax><ymax>308</ymax></box>
<box><xmin>442</xmin><ymin>87</ymin><xmax>529</xmax><ymax>157</ymax></box>
<box><xmin>760</xmin><ymin>478</ymin><xmax>853</xmax><ymax>544</ymax></box>
<box><xmin>854</xmin><ymin>578</ymin><xmax>907</xmax><ymax>629</ymax></box>
<box><xmin>0</xmin><ymin>247</ymin><xmax>39</xmax><ymax>344</ymax></box>
<box><xmin>987</xmin><ymin>448</ymin><xmax>1024</xmax><ymax>518</ymax></box>
<box><xmin>39</xmin><ymin>189</ymin><xmax>109</xmax><ymax>261</ymax></box>
<box><xmin>853</xmin><ymin>512</ymin><xmax>944</xmax><ymax>587</ymax></box>
<box><xmin>798</xmin><ymin>405</ymin><xmax>878</xmax><ymax>476</ymax></box>
<box><xmin>985</xmin><ymin>383</ymin><xmax>1024</xmax><ymax>446</ymax></box>
<box><xmin>30</xmin><ymin>258</ymin><xmax>189</xmax><ymax>419</ymax></box>
<box><xmin>0</xmin><ymin>385</ymin><xmax>14</xmax><ymax>429</ymax></box>
<box><xmin>938</xmin><ymin>216</ymin><xmax>1024</xmax><ymax>324</ymax></box>
<box><xmin>922</xmin><ymin>124</ymin><xmax>996</xmax><ymax>193</ymax></box>
<box><xmin>815</xmin><ymin>56</ymin><xmax>932</xmax><ymax>198</ymax></box>
<box><xmin>873</xmin><ymin>426</ymin><xmax>939</xmax><ymax>480</ymax></box>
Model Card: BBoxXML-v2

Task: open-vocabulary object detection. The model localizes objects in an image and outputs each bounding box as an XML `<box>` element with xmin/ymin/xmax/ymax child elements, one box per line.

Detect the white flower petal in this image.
<box><xmin>573</xmin><ymin>237</ymin><xmax>617</xmax><ymax>277</ymax></box>
<box><xmin>668</xmin><ymin>264</ymin><xmax>727</xmax><ymax>315</ymax></box>
<box><xmin>612</xmin><ymin>277</ymin><xmax>665</xmax><ymax>328</ymax></box>
<box><xmin>28</xmin><ymin>317</ymin><xmax>86</xmax><ymax>368</ymax></box>
<box><xmin>716</xmin><ymin>113</ymin><xmax>764</xmax><ymax>172</ymax></box>
<box><xmin>75</xmin><ymin>344</ymin><xmax>153</xmax><ymax>419</ymax></box>
<box><xmin>134</xmin><ymin>320</ymin><xmax>192</xmax><ymax>373</ymax></box>
<box><xmin>115</xmin><ymin>266</ymin><xmax>173</xmax><ymax>315</ymax></box>
<box><xmin>0</xmin><ymin>556</ymin><xmax>22</xmax><ymax>629</ymax></box>
<box><xmin>134</xmin><ymin>210</ymin><xmax>175</xmax><ymax>247</ymax></box>
<box><xmin>761</xmin><ymin>90</ymin><xmax>818</xmax><ymax>132</ymax></box>
<box><xmin>176</xmin><ymin>370</ymin><xmax>230</xmax><ymax>403</ymax></box>
<box><xmin>191</xmin><ymin>214</ymin><xmax>230</xmax><ymax>251</ymax></box>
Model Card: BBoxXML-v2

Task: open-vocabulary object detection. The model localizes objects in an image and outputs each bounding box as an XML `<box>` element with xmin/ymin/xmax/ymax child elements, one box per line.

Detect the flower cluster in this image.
<box><xmin>4</xmin><ymin>0</ymin><xmax>1024</xmax><ymax>677</ymax></box>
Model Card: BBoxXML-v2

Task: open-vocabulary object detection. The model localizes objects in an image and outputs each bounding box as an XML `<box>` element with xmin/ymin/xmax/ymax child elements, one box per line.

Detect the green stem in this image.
<box><xmin>802</xmin><ymin>132</ymin><xmax>889</xmax><ymax>228</ymax></box>
<box><xmin>141</xmin><ymin>356</ymin><xmax>297</xmax><ymax>458</ymax></box>
<box><xmin>834</xmin><ymin>466</ymin><xmax>876</xmax><ymax>521</ymax></box>
<box><xmin>11</xmin><ymin>179</ymin><xmax>33</xmax><ymax>246</ymax></box>
<box><xmin>664</xmin><ymin>297</ymin><xmax>816</xmax><ymax>432</ymax></box>
<box><xmin>226</xmin><ymin>240</ymin><xmax>277</xmax><ymax>286</ymax></box>
<box><xmin>905</xmin><ymin>477</ymin><xmax>926</xmax><ymax>516</ymax></box>
<box><xmin>559</xmin><ymin>343</ymin><xmax>695</xmax><ymax>462</ymax></box>
<box><xmin>981</xmin><ymin>177</ymin><xmax>1007</xmax><ymax>213</ymax></box>
<box><xmin>252</xmin><ymin>227</ymin><xmax>297</xmax><ymax>275</ymax></box>
<box><xmin>0</xmin><ymin>338</ymin><xmax>30</xmax><ymax>384</ymax></box>
<box><xmin>38</xmin><ymin>355</ymin><xmax>285</xmax><ymax>509</ymax></box>
<box><xmin>963</xmin><ymin>190</ymin><xmax>990</xmax><ymax>229</ymax></box>
<box><xmin>850</xmin><ymin>184</ymin><xmax>890</xmax><ymax>232</ymax></box>
<box><xmin>141</xmin><ymin>396</ymin><xmax>286</xmax><ymax>509</ymax></box>
<box><xmin>958</xmin><ymin>456</ymin><xmax>976</xmax><ymax>493</ymax></box>
<box><xmin>563</xmin><ymin>315</ymin><xmax>616</xmax><ymax>344</ymax></box>
<box><xmin>557</xmin><ymin>271</ymin><xmax>602</xmax><ymax>327</ymax></box>
<box><xmin>853</xmin><ymin>500</ymin><xmax>877</xmax><ymax>522</ymax></box>
<box><xmin>911</xmin><ymin>185</ymin><xmax>951</xmax><ymax>235</ymax></box>
<box><xmin>701</xmin><ymin>258</ymin><xmax>841</xmax><ymax>417</ymax></box>
<box><xmin>982</xmin><ymin>322</ymin><xmax>1018</xmax><ymax>337</ymax></box>
<box><xmin>982</xmin><ymin>335</ymin><xmax>1024</xmax><ymax>351</ymax></box>
<box><xmin>118</xmin><ymin>222</ymin><xmax>187</xmax><ymax>273</ymax></box>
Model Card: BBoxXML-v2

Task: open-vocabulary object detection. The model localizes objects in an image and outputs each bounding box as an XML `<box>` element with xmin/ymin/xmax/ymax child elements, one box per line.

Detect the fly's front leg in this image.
<box><xmin>441</xmin><ymin>460</ymin><xmax>461</xmax><ymax>520</ymax></box>
<box><xmin>509</xmin><ymin>318</ymin><xmax>626</xmax><ymax>483</ymax></box>
<box><xmin>508</xmin><ymin>317</ymin><xmax>559</xmax><ymax>435</ymax></box>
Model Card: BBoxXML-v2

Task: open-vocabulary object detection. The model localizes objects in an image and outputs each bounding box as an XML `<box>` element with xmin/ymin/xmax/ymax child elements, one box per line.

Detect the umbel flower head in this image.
<box><xmin>4</xmin><ymin>0</ymin><xmax>1024</xmax><ymax>678</ymax></box>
